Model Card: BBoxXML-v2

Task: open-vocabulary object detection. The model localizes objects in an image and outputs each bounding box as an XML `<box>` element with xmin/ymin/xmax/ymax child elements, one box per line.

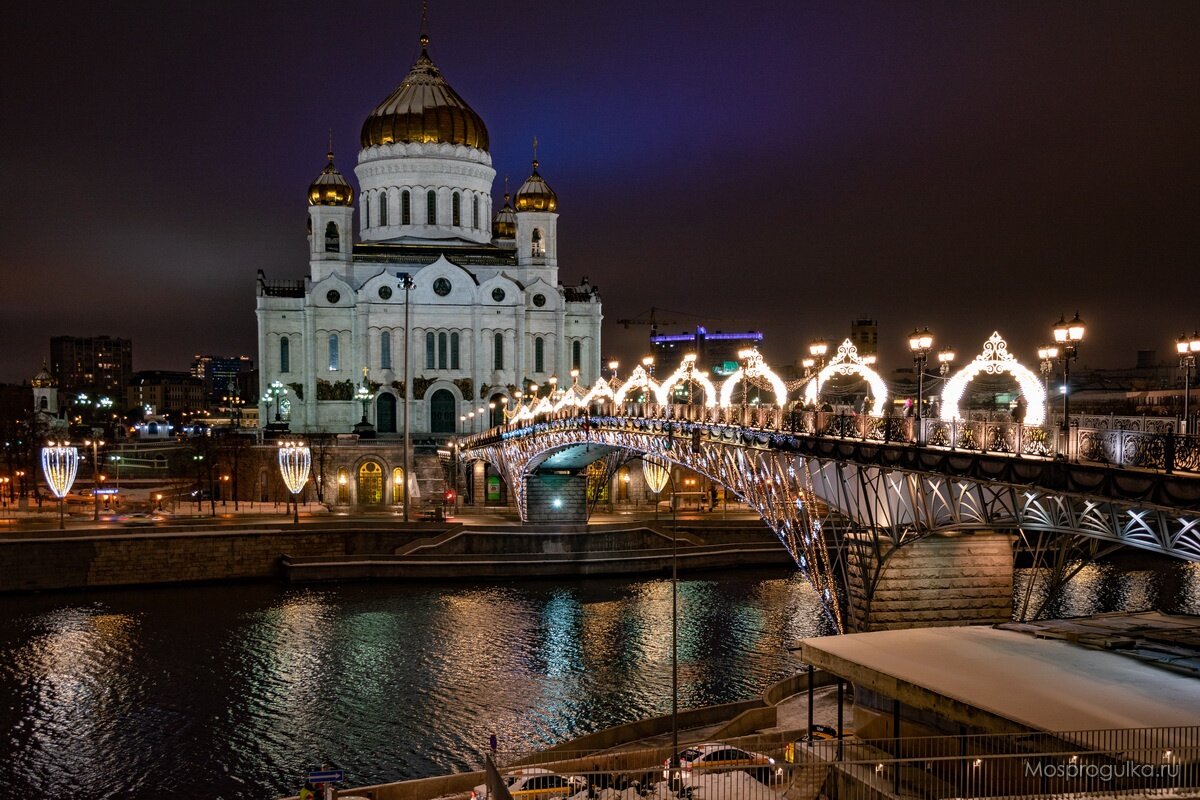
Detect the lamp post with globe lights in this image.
<box><xmin>277</xmin><ymin>440</ymin><xmax>311</xmax><ymax>526</ymax></box>
<box><xmin>1178</xmin><ymin>332</ymin><xmax>1200</xmax><ymax>434</ymax></box>
<box><xmin>1053</xmin><ymin>314</ymin><xmax>1086</xmax><ymax>451</ymax></box>
<box><xmin>41</xmin><ymin>442</ymin><xmax>79</xmax><ymax>530</ymax></box>
<box><xmin>908</xmin><ymin>328</ymin><xmax>934</xmax><ymax>439</ymax></box>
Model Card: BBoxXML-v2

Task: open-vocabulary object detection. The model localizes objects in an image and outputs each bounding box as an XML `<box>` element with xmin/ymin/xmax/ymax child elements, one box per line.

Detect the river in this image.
<box><xmin>0</xmin><ymin>556</ymin><xmax>1195</xmax><ymax>800</ymax></box>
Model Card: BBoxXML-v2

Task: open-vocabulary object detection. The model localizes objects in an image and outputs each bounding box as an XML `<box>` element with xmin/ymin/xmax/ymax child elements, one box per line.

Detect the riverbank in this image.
<box><xmin>0</xmin><ymin>518</ymin><xmax>787</xmax><ymax>593</ymax></box>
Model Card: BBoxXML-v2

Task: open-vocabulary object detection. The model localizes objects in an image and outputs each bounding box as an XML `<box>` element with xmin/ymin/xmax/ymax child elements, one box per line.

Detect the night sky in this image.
<box><xmin>3</xmin><ymin>1</ymin><xmax>1198</xmax><ymax>383</ymax></box>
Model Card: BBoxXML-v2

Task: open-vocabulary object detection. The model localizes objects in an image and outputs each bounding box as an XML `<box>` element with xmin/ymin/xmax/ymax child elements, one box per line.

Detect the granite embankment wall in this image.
<box><xmin>0</xmin><ymin>521</ymin><xmax>785</xmax><ymax>593</ymax></box>
<box><xmin>0</xmin><ymin>525</ymin><xmax>441</xmax><ymax>593</ymax></box>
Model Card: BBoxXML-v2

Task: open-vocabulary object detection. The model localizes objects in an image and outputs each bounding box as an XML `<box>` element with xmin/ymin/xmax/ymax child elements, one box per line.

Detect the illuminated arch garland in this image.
<box><xmin>581</xmin><ymin>377</ymin><xmax>615</xmax><ymax>406</ymax></box>
<box><xmin>803</xmin><ymin>339</ymin><xmax>888</xmax><ymax>415</ymax></box>
<box><xmin>614</xmin><ymin>365</ymin><xmax>658</xmax><ymax>404</ymax></box>
<box><xmin>654</xmin><ymin>357</ymin><xmax>718</xmax><ymax>406</ymax></box>
<box><xmin>719</xmin><ymin>348</ymin><xmax>789</xmax><ymax>407</ymax></box>
<box><xmin>941</xmin><ymin>331</ymin><xmax>1046</xmax><ymax>425</ymax></box>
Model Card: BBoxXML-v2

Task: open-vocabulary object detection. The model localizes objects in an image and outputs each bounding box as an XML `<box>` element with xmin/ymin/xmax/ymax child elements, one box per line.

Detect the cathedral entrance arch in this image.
<box><xmin>430</xmin><ymin>389</ymin><xmax>456</xmax><ymax>434</ymax></box>
<box><xmin>377</xmin><ymin>393</ymin><xmax>397</xmax><ymax>433</ymax></box>
<box><xmin>358</xmin><ymin>461</ymin><xmax>384</xmax><ymax>506</ymax></box>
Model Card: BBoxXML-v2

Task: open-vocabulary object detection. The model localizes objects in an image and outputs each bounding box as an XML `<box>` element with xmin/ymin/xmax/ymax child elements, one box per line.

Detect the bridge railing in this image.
<box><xmin>472</xmin><ymin>403</ymin><xmax>1200</xmax><ymax>476</ymax></box>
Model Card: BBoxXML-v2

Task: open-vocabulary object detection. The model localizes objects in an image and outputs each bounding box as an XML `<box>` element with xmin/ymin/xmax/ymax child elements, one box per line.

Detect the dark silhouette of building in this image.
<box><xmin>49</xmin><ymin>336</ymin><xmax>133</xmax><ymax>397</ymax></box>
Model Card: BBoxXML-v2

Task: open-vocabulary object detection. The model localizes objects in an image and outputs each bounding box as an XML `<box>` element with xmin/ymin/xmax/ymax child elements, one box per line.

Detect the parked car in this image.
<box><xmin>662</xmin><ymin>742</ymin><xmax>782</xmax><ymax>787</ymax></box>
<box><xmin>472</xmin><ymin>768</ymin><xmax>589</xmax><ymax>800</ymax></box>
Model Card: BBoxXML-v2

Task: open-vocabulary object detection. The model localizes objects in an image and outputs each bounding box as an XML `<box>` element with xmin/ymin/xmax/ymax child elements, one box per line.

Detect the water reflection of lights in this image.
<box><xmin>10</xmin><ymin>608</ymin><xmax>139</xmax><ymax>790</ymax></box>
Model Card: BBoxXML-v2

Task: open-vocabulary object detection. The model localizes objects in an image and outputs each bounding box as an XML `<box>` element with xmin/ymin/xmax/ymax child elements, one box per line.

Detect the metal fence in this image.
<box><xmin>479</xmin><ymin>726</ymin><xmax>1199</xmax><ymax>800</ymax></box>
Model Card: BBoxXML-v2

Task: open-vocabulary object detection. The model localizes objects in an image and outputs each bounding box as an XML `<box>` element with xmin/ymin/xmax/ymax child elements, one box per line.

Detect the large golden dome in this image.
<box><xmin>360</xmin><ymin>34</ymin><xmax>489</xmax><ymax>151</ymax></box>
<box><xmin>515</xmin><ymin>159</ymin><xmax>558</xmax><ymax>212</ymax></box>
<box><xmin>308</xmin><ymin>150</ymin><xmax>354</xmax><ymax>206</ymax></box>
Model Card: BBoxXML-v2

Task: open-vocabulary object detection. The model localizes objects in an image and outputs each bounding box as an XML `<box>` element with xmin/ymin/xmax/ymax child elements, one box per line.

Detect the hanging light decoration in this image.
<box><xmin>277</xmin><ymin>440</ymin><xmax>311</xmax><ymax>525</ymax></box>
<box><xmin>41</xmin><ymin>442</ymin><xmax>79</xmax><ymax>530</ymax></box>
<box><xmin>642</xmin><ymin>455</ymin><xmax>671</xmax><ymax>495</ymax></box>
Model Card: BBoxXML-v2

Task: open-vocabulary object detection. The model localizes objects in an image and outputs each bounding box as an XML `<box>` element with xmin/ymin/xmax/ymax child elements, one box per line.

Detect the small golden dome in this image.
<box><xmin>492</xmin><ymin>192</ymin><xmax>516</xmax><ymax>239</ymax></box>
<box><xmin>361</xmin><ymin>35</ymin><xmax>489</xmax><ymax>151</ymax></box>
<box><xmin>515</xmin><ymin>160</ymin><xmax>558</xmax><ymax>213</ymax></box>
<box><xmin>308</xmin><ymin>151</ymin><xmax>354</xmax><ymax>206</ymax></box>
<box><xmin>32</xmin><ymin>362</ymin><xmax>55</xmax><ymax>388</ymax></box>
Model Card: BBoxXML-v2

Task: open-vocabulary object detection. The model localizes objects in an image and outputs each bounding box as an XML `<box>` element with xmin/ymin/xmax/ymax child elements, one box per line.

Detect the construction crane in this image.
<box><xmin>615</xmin><ymin>307</ymin><xmax>680</xmax><ymax>339</ymax></box>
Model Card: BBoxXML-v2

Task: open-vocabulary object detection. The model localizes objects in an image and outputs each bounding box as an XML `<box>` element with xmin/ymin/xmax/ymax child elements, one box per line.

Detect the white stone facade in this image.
<box><xmin>255</xmin><ymin>48</ymin><xmax>601</xmax><ymax>439</ymax></box>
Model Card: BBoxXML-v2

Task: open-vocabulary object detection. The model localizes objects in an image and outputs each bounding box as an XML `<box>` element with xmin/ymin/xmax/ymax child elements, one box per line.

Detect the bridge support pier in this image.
<box><xmin>525</xmin><ymin>472</ymin><xmax>588</xmax><ymax>523</ymax></box>
<box><xmin>845</xmin><ymin>531</ymin><xmax>1014</xmax><ymax>631</ymax></box>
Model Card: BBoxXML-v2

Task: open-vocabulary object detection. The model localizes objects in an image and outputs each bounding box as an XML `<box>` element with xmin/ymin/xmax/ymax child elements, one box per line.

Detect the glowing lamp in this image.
<box><xmin>41</xmin><ymin>443</ymin><xmax>79</xmax><ymax>530</ymax></box>
<box><xmin>642</xmin><ymin>456</ymin><xmax>671</xmax><ymax>495</ymax></box>
<box><xmin>642</xmin><ymin>356</ymin><xmax>654</xmax><ymax>366</ymax></box>
<box><xmin>608</xmin><ymin>360</ymin><xmax>619</xmax><ymax>371</ymax></box>
<box><xmin>277</xmin><ymin>440</ymin><xmax>311</xmax><ymax>525</ymax></box>
<box><xmin>802</xmin><ymin>358</ymin><xmax>815</xmax><ymax>369</ymax></box>
<box><xmin>1067</xmin><ymin>313</ymin><xmax>1086</xmax><ymax>343</ymax></box>
<box><xmin>809</xmin><ymin>340</ymin><xmax>827</xmax><ymax>357</ymax></box>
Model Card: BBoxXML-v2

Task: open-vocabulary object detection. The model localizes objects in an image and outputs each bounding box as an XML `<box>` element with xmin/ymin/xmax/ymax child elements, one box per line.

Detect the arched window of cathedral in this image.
<box><xmin>534</xmin><ymin>337</ymin><xmax>545</xmax><ymax>373</ymax></box>
<box><xmin>452</xmin><ymin>192</ymin><xmax>461</xmax><ymax>227</ymax></box>
<box><xmin>427</xmin><ymin>190</ymin><xmax>437</xmax><ymax>225</ymax></box>
<box><xmin>380</xmin><ymin>330</ymin><xmax>391</xmax><ymax>370</ymax></box>
<box><xmin>363</xmin><ymin>195</ymin><xmax>369</xmax><ymax>231</ymax></box>
<box><xmin>572</xmin><ymin>340</ymin><xmax>582</xmax><ymax>371</ymax></box>
<box><xmin>39</xmin><ymin>396</ymin><xmax>48</xmax><ymax>410</ymax></box>
<box><xmin>328</xmin><ymin>333</ymin><xmax>340</xmax><ymax>371</ymax></box>
<box><xmin>401</xmin><ymin>190</ymin><xmax>411</xmax><ymax>225</ymax></box>
<box><xmin>531</xmin><ymin>228</ymin><xmax>543</xmax><ymax>257</ymax></box>
<box><xmin>450</xmin><ymin>332</ymin><xmax>460</xmax><ymax>370</ymax></box>
<box><xmin>473</xmin><ymin>195</ymin><xmax>479</xmax><ymax>229</ymax></box>
<box><xmin>325</xmin><ymin>221</ymin><xmax>340</xmax><ymax>253</ymax></box>
<box><xmin>379</xmin><ymin>191</ymin><xmax>389</xmax><ymax>226</ymax></box>
<box><xmin>494</xmin><ymin>332</ymin><xmax>503</xmax><ymax>370</ymax></box>
<box><xmin>280</xmin><ymin>337</ymin><xmax>290</xmax><ymax>373</ymax></box>
<box><xmin>425</xmin><ymin>332</ymin><xmax>435</xmax><ymax>369</ymax></box>
<box><xmin>438</xmin><ymin>332</ymin><xmax>448</xmax><ymax>369</ymax></box>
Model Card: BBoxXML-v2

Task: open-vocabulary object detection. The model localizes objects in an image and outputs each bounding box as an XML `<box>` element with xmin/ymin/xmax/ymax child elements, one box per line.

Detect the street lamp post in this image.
<box><xmin>1053</xmin><ymin>313</ymin><xmax>1086</xmax><ymax>455</ymax></box>
<box><xmin>641</xmin><ymin>456</ymin><xmax>678</xmax><ymax>773</ymax></box>
<box><xmin>1178</xmin><ymin>331</ymin><xmax>1200</xmax><ymax>434</ymax></box>
<box><xmin>83</xmin><ymin>437</ymin><xmax>105</xmax><ymax>521</ymax></box>
<box><xmin>277</xmin><ymin>440</ymin><xmax>311</xmax><ymax>526</ymax></box>
<box><xmin>1037</xmin><ymin>345</ymin><xmax>1059</xmax><ymax>402</ymax></box>
<box><xmin>41</xmin><ymin>442</ymin><xmax>79</xmax><ymax>530</ymax></box>
<box><xmin>908</xmin><ymin>328</ymin><xmax>933</xmax><ymax>440</ymax></box>
<box><xmin>399</xmin><ymin>273</ymin><xmax>415</xmax><ymax>522</ymax></box>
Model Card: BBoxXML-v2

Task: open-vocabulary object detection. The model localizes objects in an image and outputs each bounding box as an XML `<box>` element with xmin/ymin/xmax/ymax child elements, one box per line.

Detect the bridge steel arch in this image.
<box><xmin>463</xmin><ymin>415</ymin><xmax>1200</xmax><ymax>629</ymax></box>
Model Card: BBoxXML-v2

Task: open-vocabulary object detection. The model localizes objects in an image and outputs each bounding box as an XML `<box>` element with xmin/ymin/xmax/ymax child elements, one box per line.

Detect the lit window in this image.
<box><xmin>328</xmin><ymin>333</ymin><xmax>340</xmax><ymax>371</ymax></box>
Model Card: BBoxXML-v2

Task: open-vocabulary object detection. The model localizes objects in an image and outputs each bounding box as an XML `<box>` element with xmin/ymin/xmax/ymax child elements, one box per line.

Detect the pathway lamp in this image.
<box><xmin>801</xmin><ymin>358</ymin><xmax>816</xmax><ymax>379</ymax></box>
<box><xmin>809</xmin><ymin>340</ymin><xmax>828</xmax><ymax>370</ymax></box>
<box><xmin>641</xmin><ymin>455</ymin><xmax>680</xmax><ymax>781</ymax></box>
<box><xmin>41</xmin><ymin>441</ymin><xmax>79</xmax><ymax>530</ymax></box>
<box><xmin>1052</xmin><ymin>313</ymin><xmax>1086</xmax><ymax>440</ymax></box>
<box><xmin>642</xmin><ymin>355</ymin><xmax>655</xmax><ymax>379</ymax></box>
<box><xmin>356</xmin><ymin>384</ymin><xmax>370</xmax><ymax>425</ymax></box>
<box><xmin>938</xmin><ymin>348</ymin><xmax>955</xmax><ymax>377</ymax></box>
<box><xmin>1037</xmin><ymin>345</ymin><xmax>1059</xmax><ymax>400</ymax></box>
<box><xmin>1177</xmin><ymin>331</ymin><xmax>1200</xmax><ymax>434</ymax></box>
<box><xmin>608</xmin><ymin>360</ymin><xmax>619</xmax><ymax>380</ymax></box>
<box><xmin>83</xmin><ymin>437</ymin><xmax>105</xmax><ymax>521</ymax></box>
<box><xmin>908</xmin><ymin>328</ymin><xmax>933</xmax><ymax>437</ymax></box>
<box><xmin>398</xmin><ymin>272</ymin><xmax>416</xmax><ymax>522</ymax></box>
<box><xmin>277</xmin><ymin>440</ymin><xmax>311</xmax><ymax>526</ymax></box>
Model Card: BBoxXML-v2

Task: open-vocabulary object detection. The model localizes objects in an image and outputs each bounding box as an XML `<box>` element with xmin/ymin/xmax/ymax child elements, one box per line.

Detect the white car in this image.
<box><xmin>472</xmin><ymin>767</ymin><xmax>590</xmax><ymax>800</ymax></box>
<box><xmin>662</xmin><ymin>743</ymin><xmax>782</xmax><ymax>787</ymax></box>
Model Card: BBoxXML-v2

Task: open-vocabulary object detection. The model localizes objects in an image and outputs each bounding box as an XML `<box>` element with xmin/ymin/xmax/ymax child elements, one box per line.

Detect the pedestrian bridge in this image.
<box><xmin>457</xmin><ymin>344</ymin><xmax>1199</xmax><ymax>630</ymax></box>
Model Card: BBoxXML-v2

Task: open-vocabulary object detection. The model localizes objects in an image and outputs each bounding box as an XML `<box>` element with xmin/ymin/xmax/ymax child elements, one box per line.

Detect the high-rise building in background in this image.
<box><xmin>850</xmin><ymin>318</ymin><xmax>879</xmax><ymax>357</ymax></box>
<box><xmin>49</xmin><ymin>335</ymin><xmax>133</xmax><ymax>397</ymax></box>
<box><xmin>651</xmin><ymin>326</ymin><xmax>765</xmax><ymax>378</ymax></box>
<box><xmin>191</xmin><ymin>355</ymin><xmax>254</xmax><ymax>406</ymax></box>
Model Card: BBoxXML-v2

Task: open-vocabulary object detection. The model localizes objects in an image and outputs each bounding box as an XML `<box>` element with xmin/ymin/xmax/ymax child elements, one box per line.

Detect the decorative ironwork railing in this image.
<box><xmin>468</xmin><ymin>402</ymin><xmax>1200</xmax><ymax>476</ymax></box>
